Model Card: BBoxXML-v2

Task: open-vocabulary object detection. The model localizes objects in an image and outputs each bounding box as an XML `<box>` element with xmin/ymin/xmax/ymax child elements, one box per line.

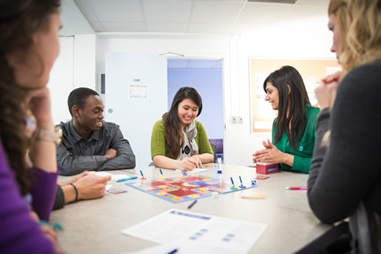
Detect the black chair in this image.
<box><xmin>209</xmin><ymin>138</ymin><xmax>223</xmax><ymax>162</ymax></box>
<box><xmin>294</xmin><ymin>221</ymin><xmax>351</xmax><ymax>254</ymax></box>
<box><xmin>210</xmin><ymin>143</ymin><xmax>217</xmax><ymax>162</ymax></box>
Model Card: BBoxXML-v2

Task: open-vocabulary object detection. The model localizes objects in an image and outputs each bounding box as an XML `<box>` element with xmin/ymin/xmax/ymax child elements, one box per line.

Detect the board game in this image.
<box><xmin>124</xmin><ymin>175</ymin><xmax>255</xmax><ymax>203</ymax></box>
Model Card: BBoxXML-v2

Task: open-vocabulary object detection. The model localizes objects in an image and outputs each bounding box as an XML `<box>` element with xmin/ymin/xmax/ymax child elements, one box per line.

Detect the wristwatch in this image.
<box><xmin>34</xmin><ymin>127</ymin><xmax>63</xmax><ymax>145</ymax></box>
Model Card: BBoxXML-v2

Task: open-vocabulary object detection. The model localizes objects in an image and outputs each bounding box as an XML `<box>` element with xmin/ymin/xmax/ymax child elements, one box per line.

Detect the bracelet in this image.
<box><xmin>69</xmin><ymin>183</ymin><xmax>78</xmax><ymax>202</ymax></box>
<box><xmin>34</xmin><ymin>127</ymin><xmax>62</xmax><ymax>145</ymax></box>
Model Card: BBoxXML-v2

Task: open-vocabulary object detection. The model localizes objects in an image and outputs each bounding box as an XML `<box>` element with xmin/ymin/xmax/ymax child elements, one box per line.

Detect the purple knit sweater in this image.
<box><xmin>0</xmin><ymin>142</ymin><xmax>58</xmax><ymax>253</ymax></box>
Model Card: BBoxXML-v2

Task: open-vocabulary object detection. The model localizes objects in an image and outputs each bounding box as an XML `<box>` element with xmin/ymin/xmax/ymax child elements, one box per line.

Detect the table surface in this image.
<box><xmin>51</xmin><ymin>164</ymin><xmax>329</xmax><ymax>254</ymax></box>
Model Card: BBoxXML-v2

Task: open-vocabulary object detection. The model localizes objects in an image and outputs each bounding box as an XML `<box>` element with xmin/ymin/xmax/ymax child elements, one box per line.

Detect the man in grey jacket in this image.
<box><xmin>57</xmin><ymin>87</ymin><xmax>135</xmax><ymax>176</ymax></box>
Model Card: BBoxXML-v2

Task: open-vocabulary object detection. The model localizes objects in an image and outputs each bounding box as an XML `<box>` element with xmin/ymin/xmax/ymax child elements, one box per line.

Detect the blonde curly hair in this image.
<box><xmin>323</xmin><ymin>0</ymin><xmax>381</xmax><ymax>146</ymax></box>
<box><xmin>331</xmin><ymin>0</ymin><xmax>381</xmax><ymax>75</ymax></box>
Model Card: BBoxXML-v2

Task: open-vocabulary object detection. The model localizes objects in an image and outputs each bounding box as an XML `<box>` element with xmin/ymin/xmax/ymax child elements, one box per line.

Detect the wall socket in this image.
<box><xmin>231</xmin><ymin>115</ymin><xmax>243</xmax><ymax>124</ymax></box>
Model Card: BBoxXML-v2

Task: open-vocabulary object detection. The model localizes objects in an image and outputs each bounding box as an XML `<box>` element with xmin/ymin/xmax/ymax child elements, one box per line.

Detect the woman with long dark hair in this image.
<box><xmin>151</xmin><ymin>87</ymin><xmax>213</xmax><ymax>171</ymax></box>
<box><xmin>253</xmin><ymin>66</ymin><xmax>320</xmax><ymax>173</ymax></box>
<box><xmin>0</xmin><ymin>0</ymin><xmax>63</xmax><ymax>252</ymax></box>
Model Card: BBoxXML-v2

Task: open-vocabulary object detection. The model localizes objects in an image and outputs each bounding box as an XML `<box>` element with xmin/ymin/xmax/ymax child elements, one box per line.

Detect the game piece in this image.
<box><xmin>239</xmin><ymin>176</ymin><xmax>246</xmax><ymax>189</ymax></box>
<box><xmin>256</xmin><ymin>162</ymin><xmax>279</xmax><ymax>174</ymax></box>
<box><xmin>255</xmin><ymin>175</ymin><xmax>269</xmax><ymax>180</ymax></box>
<box><xmin>240</xmin><ymin>192</ymin><xmax>265</xmax><ymax>200</ymax></box>
<box><xmin>230</xmin><ymin>177</ymin><xmax>237</xmax><ymax>190</ymax></box>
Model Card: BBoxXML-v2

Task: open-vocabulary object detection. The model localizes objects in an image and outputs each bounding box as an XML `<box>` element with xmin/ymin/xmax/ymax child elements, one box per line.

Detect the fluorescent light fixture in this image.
<box><xmin>248</xmin><ymin>0</ymin><xmax>297</xmax><ymax>4</ymax></box>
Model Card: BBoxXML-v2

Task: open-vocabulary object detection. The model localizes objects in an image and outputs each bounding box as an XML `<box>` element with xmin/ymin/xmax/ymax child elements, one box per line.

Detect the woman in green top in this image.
<box><xmin>253</xmin><ymin>66</ymin><xmax>319</xmax><ymax>173</ymax></box>
<box><xmin>151</xmin><ymin>87</ymin><xmax>214</xmax><ymax>171</ymax></box>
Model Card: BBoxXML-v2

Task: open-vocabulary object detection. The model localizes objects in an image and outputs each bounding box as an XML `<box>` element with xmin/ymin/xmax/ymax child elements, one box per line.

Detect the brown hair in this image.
<box><xmin>163</xmin><ymin>87</ymin><xmax>202</xmax><ymax>159</ymax></box>
<box><xmin>0</xmin><ymin>0</ymin><xmax>60</xmax><ymax>195</ymax></box>
<box><xmin>263</xmin><ymin>66</ymin><xmax>310</xmax><ymax>149</ymax></box>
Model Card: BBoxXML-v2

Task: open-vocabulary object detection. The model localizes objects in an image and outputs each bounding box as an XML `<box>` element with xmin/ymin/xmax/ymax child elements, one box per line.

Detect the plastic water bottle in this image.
<box><xmin>217</xmin><ymin>155</ymin><xmax>222</xmax><ymax>174</ymax></box>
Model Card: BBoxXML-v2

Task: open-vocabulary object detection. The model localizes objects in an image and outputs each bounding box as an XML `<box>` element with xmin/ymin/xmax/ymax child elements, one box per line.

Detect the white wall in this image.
<box><xmin>105</xmin><ymin>54</ymin><xmax>168</xmax><ymax>167</ymax></box>
<box><xmin>49</xmin><ymin>35</ymin><xmax>96</xmax><ymax>124</ymax></box>
<box><xmin>73</xmin><ymin>34</ymin><xmax>96</xmax><ymax>90</ymax></box>
<box><xmin>48</xmin><ymin>36</ymin><xmax>74</xmax><ymax>124</ymax></box>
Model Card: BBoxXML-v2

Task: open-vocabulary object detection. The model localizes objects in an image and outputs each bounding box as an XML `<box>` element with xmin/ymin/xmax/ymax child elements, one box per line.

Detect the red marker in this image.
<box><xmin>285</xmin><ymin>186</ymin><xmax>307</xmax><ymax>190</ymax></box>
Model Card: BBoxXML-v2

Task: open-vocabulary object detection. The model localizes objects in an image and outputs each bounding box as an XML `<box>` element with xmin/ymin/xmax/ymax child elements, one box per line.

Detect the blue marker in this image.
<box><xmin>187</xmin><ymin>200</ymin><xmax>197</xmax><ymax>209</ymax></box>
<box><xmin>167</xmin><ymin>249</ymin><xmax>178</xmax><ymax>254</ymax></box>
<box><xmin>116</xmin><ymin>176</ymin><xmax>138</xmax><ymax>182</ymax></box>
<box><xmin>239</xmin><ymin>176</ymin><xmax>246</xmax><ymax>188</ymax></box>
<box><xmin>159</xmin><ymin>169</ymin><xmax>163</xmax><ymax>175</ymax></box>
<box><xmin>139</xmin><ymin>170</ymin><xmax>146</xmax><ymax>180</ymax></box>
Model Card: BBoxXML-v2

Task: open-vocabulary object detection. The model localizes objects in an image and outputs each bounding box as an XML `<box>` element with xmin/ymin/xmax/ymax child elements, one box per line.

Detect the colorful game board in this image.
<box><xmin>124</xmin><ymin>175</ymin><xmax>255</xmax><ymax>203</ymax></box>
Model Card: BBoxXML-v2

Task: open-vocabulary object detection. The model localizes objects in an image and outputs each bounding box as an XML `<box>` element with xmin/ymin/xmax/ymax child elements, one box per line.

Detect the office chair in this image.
<box><xmin>294</xmin><ymin>221</ymin><xmax>351</xmax><ymax>254</ymax></box>
<box><xmin>210</xmin><ymin>143</ymin><xmax>217</xmax><ymax>162</ymax></box>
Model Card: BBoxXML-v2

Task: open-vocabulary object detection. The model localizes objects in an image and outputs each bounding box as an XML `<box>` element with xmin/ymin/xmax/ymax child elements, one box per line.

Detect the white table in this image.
<box><xmin>51</xmin><ymin>164</ymin><xmax>329</xmax><ymax>253</ymax></box>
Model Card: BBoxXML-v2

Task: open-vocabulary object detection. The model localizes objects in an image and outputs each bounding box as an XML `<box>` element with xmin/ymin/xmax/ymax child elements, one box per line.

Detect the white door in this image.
<box><xmin>49</xmin><ymin>37</ymin><xmax>74</xmax><ymax>124</ymax></box>
<box><xmin>105</xmin><ymin>53</ymin><xmax>168</xmax><ymax>168</ymax></box>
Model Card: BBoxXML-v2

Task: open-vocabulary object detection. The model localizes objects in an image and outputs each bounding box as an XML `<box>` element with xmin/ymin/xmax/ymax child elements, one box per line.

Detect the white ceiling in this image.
<box><xmin>60</xmin><ymin>0</ymin><xmax>330</xmax><ymax>35</ymax></box>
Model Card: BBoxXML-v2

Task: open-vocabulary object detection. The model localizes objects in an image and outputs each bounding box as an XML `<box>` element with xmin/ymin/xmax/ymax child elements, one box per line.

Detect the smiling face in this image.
<box><xmin>74</xmin><ymin>95</ymin><xmax>104</xmax><ymax>138</ymax></box>
<box><xmin>265</xmin><ymin>82</ymin><xmax>279</xmax><ymax>110</ymax></box>
<box><xmin>177</xmin><ymin>98</ymin><xmax>199</xmax><ymax>129</ymax></box>
<box><xmin>328</xmin><ymin>14</ymin><xmax>341</xmax><ymax>60</ymax></box>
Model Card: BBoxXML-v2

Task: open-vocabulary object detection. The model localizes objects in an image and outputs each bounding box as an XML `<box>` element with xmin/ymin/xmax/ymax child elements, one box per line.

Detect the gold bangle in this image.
<box><xmin>34</xmin><ymin>127</ymin><xmax>62</xmax><ymax>145</ymax></box>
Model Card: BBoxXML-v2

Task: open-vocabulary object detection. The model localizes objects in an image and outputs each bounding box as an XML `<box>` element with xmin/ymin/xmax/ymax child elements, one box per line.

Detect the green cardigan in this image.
<box><xmin>151</xmin><ymin>120</ymin><xmax>213</xmax><ymax>159</ymax></box>
<box><xmin>272</xmin><ymin>104</ymin><xmax>320</xmax><ymax>174</ymax></box>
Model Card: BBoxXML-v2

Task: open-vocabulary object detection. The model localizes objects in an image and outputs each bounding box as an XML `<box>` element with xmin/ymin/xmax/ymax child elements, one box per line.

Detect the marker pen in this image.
<box><xmin>139</xmin><ymin>170</ymin><xmax>146</xmax><ymax>180</ymax></box>
<box><xmin>285</xmin><ymin>186</ymin><xmax>307</xmax><ymax>190</ymax></box>
<box><xmin>187</xmin><ymin>200</ymin><xmax>197</xmax><ymax>209</ymax></box>
<box><xmin>167</xmin><ymin>249</ymin><xmax>178</xmax><ymax>254</ymax></box>
<box><xmin>116</xmin><ymin>176</ymin><xmax>138</xmax><ymax>182</ymax></box>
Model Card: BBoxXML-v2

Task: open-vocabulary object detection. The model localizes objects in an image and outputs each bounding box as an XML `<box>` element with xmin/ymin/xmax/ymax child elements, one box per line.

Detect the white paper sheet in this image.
<box><xmin>127</xmin><ymin>242</ymin><xmax>221</xmax><ymax>254</ymax></box>
<box><xmin>122</xmin><ymin>209</ymin><xmax>267</xmax><ymax>254</ymax></box>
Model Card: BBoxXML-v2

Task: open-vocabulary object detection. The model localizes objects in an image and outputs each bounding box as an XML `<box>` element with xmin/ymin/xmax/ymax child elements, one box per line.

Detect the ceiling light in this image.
<box><xmin>247</xmin><ymin>0</ymin><xmax>297</xmax><ymax>4</ymax></box>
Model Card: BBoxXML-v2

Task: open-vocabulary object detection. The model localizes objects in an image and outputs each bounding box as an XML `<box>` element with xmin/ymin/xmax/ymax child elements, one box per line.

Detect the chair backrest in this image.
<box><xmin>294</xmin><ymin>221</ymin><xmax>350</xmax><ymax>254</ymax></box>
<box><xmin>210</xmin><ymin>143</ymin><xmax>217</xmax><ymax>162</ymax></box>
<box><xmin>209</xmin><ymin>138</ymin><xmax>223</xmax><ymax>162</ymax></box>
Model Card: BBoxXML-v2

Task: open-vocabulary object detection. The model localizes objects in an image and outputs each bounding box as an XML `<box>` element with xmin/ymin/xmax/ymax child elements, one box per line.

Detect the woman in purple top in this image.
<box><xmin>0</xmin><ymin>0</ymin><xmax>63</xmax><ymax>253</ymax></box>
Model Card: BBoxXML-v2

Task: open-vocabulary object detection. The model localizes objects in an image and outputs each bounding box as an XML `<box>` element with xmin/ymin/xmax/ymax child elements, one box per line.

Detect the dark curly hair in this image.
<box><xmin>68</xmin><ymin>87</ymin><xmax>99</xmax><ymax>116</ymax></box>
<box><xmin>0</xmin><ymin>0</ymin><xmax>60</xmax><ymax>195</ymax></box>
